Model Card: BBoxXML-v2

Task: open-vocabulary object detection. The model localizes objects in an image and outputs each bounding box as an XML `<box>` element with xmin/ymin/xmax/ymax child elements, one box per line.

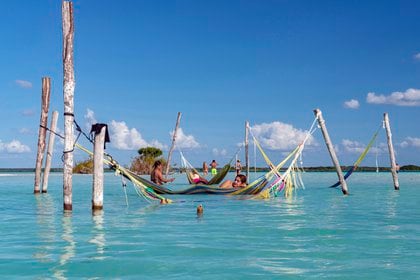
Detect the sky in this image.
<box><xmin>1</xmin><ymin>0</ymin><xmax>419</xmax><ymax>169</ymax></box>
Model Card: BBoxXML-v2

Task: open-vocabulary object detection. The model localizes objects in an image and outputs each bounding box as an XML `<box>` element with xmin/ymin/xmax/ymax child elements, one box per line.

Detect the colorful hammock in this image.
<box><xmin>121</xmin><ymin>167</ymin><xmax>273</xmax><ymax>195</ymax></box>
<box><xmin>251</xmin><ymin>116</ymin><xmax>318</xmax><ymax>199</ymax></box>
<box><xmin>329</xmin><ymin>125</ymin><xmax>381</xmax><ymax>188</ymax></box>
<box><xmin>180</xmin><ymin>150</ymin><xmax>233</xmax><ymax>185</ymax></box>
<box><xmin>75</xmin><ymin>143</ymin><xmax>172</xmax><ymax>204</ymax></box>
<box><xmin>121</xmin><ymin>169</ymin><xmax>243</xmax><ymax>195</ymax></box>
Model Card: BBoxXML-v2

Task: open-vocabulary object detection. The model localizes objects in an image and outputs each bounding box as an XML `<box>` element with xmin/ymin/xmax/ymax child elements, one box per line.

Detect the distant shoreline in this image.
<box><xmin>1</xmin><ymin>165</ymin><xmax>419</xmax><ymax>173</ymax></box>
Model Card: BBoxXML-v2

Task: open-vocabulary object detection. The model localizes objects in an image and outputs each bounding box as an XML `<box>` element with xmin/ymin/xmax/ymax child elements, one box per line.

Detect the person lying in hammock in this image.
<box><xmin>219</xmin><ymin>174</ymin><xmax>247</xmax><ymax>189</ymax></box>
<box><xmin>191</xmin><ymin>170</ymin><xmax>209</xmax><ymax>184</ymax></box>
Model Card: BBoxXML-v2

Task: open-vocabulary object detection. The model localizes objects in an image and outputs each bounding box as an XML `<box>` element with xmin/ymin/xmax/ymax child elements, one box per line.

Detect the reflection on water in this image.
<box><xmin>253</xmin><ymin>257</ymin><xmax>306</xmax><ymax>275</ymax></box>
<box><xmin>2</xmin><ymin>172</ymin><xmax>420</xmax><ymax>279</ymax></box>
<box><xmin>385</xmin><ymin>190</ymin><xmax>399</xmax><ymax>219</ymax></box>
<box><xmin>90</xmin><ymin>210</ymin><xmax>106</xmax><ymax>260</ymax></box>
<box><xmin>52</xmin><ymin>213</ymin><xmax>76</xmax><ymax>280</ymax></box>
<box><xmin>34</xmin><ymin>194</ymin><xmax>56</xmax><ymax>264</ymax></box>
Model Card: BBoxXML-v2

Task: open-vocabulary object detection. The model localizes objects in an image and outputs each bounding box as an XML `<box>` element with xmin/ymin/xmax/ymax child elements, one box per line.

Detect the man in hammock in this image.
<box><xmin>151</xmin><ymin>160</ymin><xmax>175</xmax><ymax>185</ymax></box>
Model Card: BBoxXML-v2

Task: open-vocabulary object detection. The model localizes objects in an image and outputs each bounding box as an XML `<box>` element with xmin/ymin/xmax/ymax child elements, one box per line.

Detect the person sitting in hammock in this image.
<box><xmin>191</xmin><ymin>170</ymin><xmax>209</xmax><ymax>184</ymax></box>
<box><xmin>151</xmin><ymin>160</ymin><xmax>175</xmax><ymax>185</ymax></box>
<box><xmin>220</xmin><ymin>174</ymin><xmax>247</xmax><ymax>189</ymax></box>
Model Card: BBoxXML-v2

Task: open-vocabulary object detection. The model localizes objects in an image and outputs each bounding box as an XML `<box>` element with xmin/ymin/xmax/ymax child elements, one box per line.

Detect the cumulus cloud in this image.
<box><xmin>212</xmin><ymin>148</ymin><xmax>227</xmax><ymax>157</ymax></box>
<box><xmin>21</xmin><ymin>109</ymin><xmax>35</xmax><ymax>116</ymax></box>
<box><xmin>342</xmin><ymin>139</ymin><xmax>387</xmax><ymax>155</ymax></box>
<box><xmin>249</xmin><ymin>121</ymin><xmax>316</xmax><ymax>150</ymax></box>
<box><xmin>344</xmin><ymin>99</ymin><xmax>360</xmax><ymax>109</ymax></box>
<box><xmin>366</xmin><ymin>88</ymin><xmax>420</xmax><ymax>106</ymax></box>
<box><xmin>15</xmin><ymin>79</ymin><xmax>32</xmax><ymax>89</ymax></box>
<box><xmin>171</xmin><ymin>128</ymin><xmax>200</xmax><ymax>149</ymax></box>
<box><xmin>0</xmin><ymin>140</ymin><xmax>31</xmax><ymax>153</ymax></box>
<box><xmin>334</xmin><ymin>144</ymin><xmax>340</xmax><ymax>154</ymax></box>
<box><xmin>400</xmin><ymin>137</ymin><xmax>420</xmax><ymax>148</ymax></box>
<box><xmin>342</xmin><ymin>139</ymin><xmax>366</xmax><ymax>154</ymax></box>
<box><xmin>109</xmin><ymin>120</ymin><xmax>165</xmax><ymax>150</ymax></box>
<box><xmin>414</xmin><ymin>53</ymin><xmax>420</xmax><ymax>61</ymax></box>
<box><xmin>19</xmin><ymin>128</ymin><xmax>32</xmax><ymax>135</ymax></box>
<box><xmin>84</xmin><ymin>108</ymin><xmax>97</xmax><ymax>131</ymax></box>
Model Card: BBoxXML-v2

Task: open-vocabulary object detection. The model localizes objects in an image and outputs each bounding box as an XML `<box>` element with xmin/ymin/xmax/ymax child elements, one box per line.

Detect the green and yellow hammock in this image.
<box><xmin>75</xmin><ymin>143</ymin><xmax>172</xmax><ymax>204</ymax></box>
<box><xmin>180</xmin><ymin>150</ymin><xmax>233</xmax><ymax>185</ymax></box>
<box><xmin>329</xmin><ymin>125</ymin><xmax>382</xmax><ymax>188</ymax></box>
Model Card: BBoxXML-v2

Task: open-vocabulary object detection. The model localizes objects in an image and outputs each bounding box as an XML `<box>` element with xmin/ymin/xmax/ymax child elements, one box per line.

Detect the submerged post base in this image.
<box><xmin>92</xmin><ymin>205</ymin><xmax>103</xmax><ymax>211</ymax></box>
<box><xmin>64</xmin><ymin>203</ymin><xmax>72</xmax><ymax>211</ymax></box>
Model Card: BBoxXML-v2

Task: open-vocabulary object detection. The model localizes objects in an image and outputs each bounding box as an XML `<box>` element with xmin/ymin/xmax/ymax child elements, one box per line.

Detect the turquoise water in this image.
<box><xmin>0</xmin><ymin>171</ymin><xmax>419</xmax><ymax>279</ymax></box>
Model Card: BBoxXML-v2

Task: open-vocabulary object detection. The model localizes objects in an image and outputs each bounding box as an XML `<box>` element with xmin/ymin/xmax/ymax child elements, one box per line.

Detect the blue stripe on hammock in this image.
<box><xmin>329</xmin><ymin>166</ymin><xmax>356</xmax><ymax>188</ymax></box>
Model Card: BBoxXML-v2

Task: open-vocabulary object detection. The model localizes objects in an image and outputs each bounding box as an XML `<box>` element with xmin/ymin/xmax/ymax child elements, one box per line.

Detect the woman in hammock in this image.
<box><xmin>191</xmin><ymin>170</ymin><xmax>209</xmax><ymax>184</ymax></box>
<box><xmin>220</xmin><ymin>174</ymin><xmax>247</xmax><ymax>189</ymax></box>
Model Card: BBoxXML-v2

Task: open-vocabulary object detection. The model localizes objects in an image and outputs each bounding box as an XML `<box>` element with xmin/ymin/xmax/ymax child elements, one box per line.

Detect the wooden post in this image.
<box><xmin>34</xmin><ymin>77</ymin><xmax>51</xmax><ymax>194</ymax></box>
<box><xmin>41</xmin><ymin>111</ymin><xmax>59</xmax><ymax>193</ymax></box>
<box><xmin>92</xmin><ymin>125</ymin><xmax>106</xmax><ymax>211</ymax></box>
<box><xmin>245</xmin><ymin>121</ymin><xmax>249</xmax><ymax>183</ymax></box>
<box><xmin>62</xmin><ymin>1</ymin><xmax>75</xmax><ymax>211</ymax></box>
<box><xmin>384</xmin><ymin>113</ymin><xmax>400</xmax><ymax>190</ymax></box>
<box><xmin>165</xmin><ymin>112</ymin><xmax>182</xmax><ymax>177</ymax></box>
<box><xmin>314</xmin><ymin>109</ymin><xmax>349</xmax><ymax>195</ymax></box>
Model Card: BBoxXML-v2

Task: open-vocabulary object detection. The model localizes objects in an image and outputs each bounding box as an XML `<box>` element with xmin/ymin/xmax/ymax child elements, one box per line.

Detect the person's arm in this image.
<box><xmin>219</xmin><ymin>180</ymin><xmax>233</xmax><ymax>188</ymax></box>
<box><xmin>157</xmin><ymin>172</ymin><xmax>175</xmax><ymax>184</ymax></box>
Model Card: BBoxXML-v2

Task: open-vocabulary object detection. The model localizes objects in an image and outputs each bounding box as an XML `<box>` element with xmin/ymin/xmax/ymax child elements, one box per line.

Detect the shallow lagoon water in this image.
<box><xmin>0</xmin><ymin>171</ymin><xmax>419</xmax><ymax>279</ymax></box>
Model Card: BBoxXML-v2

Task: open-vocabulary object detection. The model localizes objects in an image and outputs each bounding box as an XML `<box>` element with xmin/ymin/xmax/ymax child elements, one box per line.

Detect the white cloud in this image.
<box><xmin>366</xmin><ymin>88</ymin><xmax>420</xmax><ymax>106</ymax></box>
<box><xmin>400</xmin><ymin>137</ymin><xmax>420</xmax><ymax>148</ymax></box>
<box><xmin>19</xmin><ymin>128</ymin><xmax>32</xmax><ymax>135</ymax></box>
<box><xmin>371</xmin><ymin>143</ymin><xmax>387</xmax><ymax>154</ymax></box>
<box><xmin>212</xmin><ymin>148</ymin><xmax>227</xmax><ymax>157</ymax></box>
<box><xmin>414</xmin><ymin>53</ymin><xmax>420</xmax><ymax>61</ymax></box>
<box><xmin>15</xmin><ymin>79</ymin><xmax>32</xmax><ymax>89</ymax></box>
<box><xmin>109</xmin><ymin>120</ymin><xmax>165</xmax><ymax>150</ymax></box>
<box><xmin>0</xmin><ymin>140</ymin><xmax>31</xmax><ymax>153</ymax></box>
<box><xmin>172</xmin><ymin>128</ymin><xmax>200</xmax><ymax>149</ymax></box>
<box><xmin>250</xmin><ymin>121</ymin><xmax>316</xmax><ymax>150</ymax></box>
<box><xmin>334</xmin><ymin>144</ymin><xmax>340</xmax><ymax>154</ymax></box>
<box><xmin>342</xmin><ymin>139</ymin><xmax>387</xmax><ymax>155</ymax></box>
<box><xmin>21</xmin><ymin>109</ymin><xmax>35</xmax><ymax>116</ymax></box>
<box><xmin>344</xmin><ymin>99</ymin><xmax>360</xmax><ymax>109</ymax></box>
<box><xmin>84</xmin><ymin>108</ymin><xmax>97</xmax><ymax>131</ymax></box>
<box><xmin>342</xmin><ymin>139</ymin><xmax>366</xmax><ymax>154</ymax></box>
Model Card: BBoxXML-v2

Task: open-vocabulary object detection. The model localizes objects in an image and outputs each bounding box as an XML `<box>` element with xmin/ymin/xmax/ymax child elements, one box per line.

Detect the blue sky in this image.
<box><xmin>1</xmin><ymin>0</ymin><xmax>419</xmax><ymax>168</ymax></box>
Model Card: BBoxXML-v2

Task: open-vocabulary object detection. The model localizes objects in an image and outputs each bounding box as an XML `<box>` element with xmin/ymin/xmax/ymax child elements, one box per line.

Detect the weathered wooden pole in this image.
<box><xmin>92</xmin><ymin>125</ymin><xmax>106</xmax><ymax>211</ymax></box>
<box><xmin>165</xmin><ymin>112</ymin><xmax>182</xmax><ymax>177</ymax></box>
<box><xmin>34</xmin><ymin>77</ymin><xmax>51</xmax><ymax>194</ymax></box>
<box><xmin>62</xmin><ymin>1</ymin><xmax>75</xmax><ymax>211</ymax></box>
<box><xmin>384</xmin><ymin>113</ymin><xmax>400</xmax><ymax>190</ymax></box>
<box><xmin>314</xmin><ymin>109</ymin><xmax>349</xmax><ymax>195</ymax></box>
<box><xmin>245</xmin><ymin>121</ymin><xmax>249</xmax><ymax>183</ymax></box>
<box><xmin>41</xmin><ymin>110</ymin><xmax>59</xmax><ymax>193</ymax></box>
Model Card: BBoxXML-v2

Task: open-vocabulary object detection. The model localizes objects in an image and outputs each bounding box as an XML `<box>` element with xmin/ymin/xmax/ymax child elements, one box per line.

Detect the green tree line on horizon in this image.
<box><xmin>4</xmin><ymin>146</ymin><xmax>420</xmax><ymax>174</ymax></box>
<box><xmin>2</xmin><ymin>164</ymin><xmax>419</xmax><ymax>174</ymax></box>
